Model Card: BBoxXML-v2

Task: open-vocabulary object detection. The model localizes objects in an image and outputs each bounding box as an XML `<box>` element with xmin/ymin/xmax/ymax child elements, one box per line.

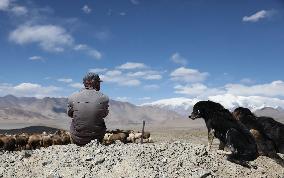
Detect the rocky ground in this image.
<box><xmin>0</xmin><ymin>133</ymin><xmax>284</xmax><ymax>178</ymax></box>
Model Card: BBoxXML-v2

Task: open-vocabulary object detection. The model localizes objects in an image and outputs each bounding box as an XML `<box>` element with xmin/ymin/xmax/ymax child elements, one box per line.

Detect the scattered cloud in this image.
<box><xmin>170</xmin><ymin>52</ymin><xmax>187</xmax><ymax>65</ymax></box>
<box><xmin>0</xmin><ymin>82</ymin><xmax>61</xmax><ymax>98</ymax></box>
<box><xmin>117</xmin><ymin>62</ymin><xmax>147</xmax><ymax>70</ymax></box>
<box><xmin>57</xmin><ymin>78</ymin><xmax>73</xmax><ymax>83</ymax></box>
<box><xmin>144</xmin><ymin>84</ymin><xmax>160</xmax><ymax>90</ymax></box>
<box><xmin>130</xmin><ymin>0</ymin><xmax>139</xmax><ymax>5</ymax></box>
<box><xmin>69</xmin><ymin>82</ymin><xmax>83</xmax><ymax>89</ymax></box>
<box><xmin>107</xmin><ymin>9</ymin><xmax>112</xmax><ymax>16</ymax></box>
<box><xmin>82</xmin><ymin>5</ymin><xmax>91</xmax><ymax>14</ymax></box>
<box><xmin>88</xmin><ymin>49</ymin><xmax>102</xmax><ymax>59</ymax></box>
<box><xmin>73</xmin><ymin>44</ymin><xmax>88</xmax><ymax>50</ymax></box>
<box><xmin>74</xmin><ymin>44</ymin><xmax>102</xmax><ymax>59</ymax></box>
<box><xmin>126</xmin><ymin>70</ymin><xmax>162</xmax><ymax>80</ymax></box>
<box><xmin>240</xmin><ymin>78</ymin><xmax>255</xmax><ymax>84</ymax></box>
<box><xmin>95</xmin><ymin>30</ymin><xmax>111</xmax><ymax>41</ymax></box>
<box><xmin>100</xmin><ymin>70</ymin><xmax>141</xmax><ymax>86</ymax></box>
<box><xmin>116</xmin><ymin>97</ymin><xmax>130</xmax><ymax>102</ymax></box>
<box><xmin>242</xmin><ymin>10</ymin><xmax>274</xmax><ymax>22</ymax></box>
<box><xmin>0</xmin><ymin>0</ymin><xmax>10</xmax><ymax>11</ymax></box>
<box><xmin>143</xmin><ymin>74</ymin><xmax>162</xmax><ymax>80</ymax></box>
<box><xmin>29</xmin><ymin>56</ymin><xmax>45</xmax><ymax>62</ymax></box>
<box><xmin>11</xmin><ymin>5</ymin><xmax>28</xmax><ymax>16</ymax></box>
<box><xmin>90</xmin><ymin>63</ymin><xmax>163</xmax><ymax>87</ymax></box>
<box><xmin>173</xmin><ymin>80</ymin><xmax>284</xmax><ymax>99</ymax></box>
<box><xmin>174</xmin><ymin>83</ymin><xmax>224</xmax><ymax>97</ymax></box>
<box><xmin>225</xmin><ymin>80</ymin><xmax>284</xmax><ymax>97</ymax></box>
<box><xmin>9</xmin><ymin>24</ymin><xmax>73</xmax><ymax>52</ymax></box>
<box><xmin>139</xmin><ymin>97</ymin><xmax>151</xmax><ymax>100</ymax></box>
<box><xmin>170</xmin><ymin>67</ymin><xmax>209</xmax><ymax>83</ymax></box>
<box><xmin>119</xmin><ymin>12</ymin><xmax>126</xmax><ymax>16</ymax></box>
<box><xmin>0</xmin><ymin>0</ymin><xmax>28</xmax><ymax>16</ymax></box>
<box><xmin>89</xmin><ymin>68</ymin><xmax>108</xmax><ymax>73</ymax></box>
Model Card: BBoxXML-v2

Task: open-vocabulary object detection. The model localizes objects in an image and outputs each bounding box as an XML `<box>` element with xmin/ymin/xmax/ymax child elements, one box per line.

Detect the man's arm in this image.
<box><xmin>67</xmin><ymin>100</ymin><xmax>74</xmax><ymax>118</ymax></box>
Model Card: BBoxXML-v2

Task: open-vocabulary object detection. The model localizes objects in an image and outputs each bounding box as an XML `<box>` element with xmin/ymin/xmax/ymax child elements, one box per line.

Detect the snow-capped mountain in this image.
<box><xmin>141</xmin><ymin>97</ymin><xmax>198</xmax><ymax>116</ymax></box>
<box><xmin>142</xmin><ymin>94</ymin><xmax>284</xmax><ymax>120</ymax></box>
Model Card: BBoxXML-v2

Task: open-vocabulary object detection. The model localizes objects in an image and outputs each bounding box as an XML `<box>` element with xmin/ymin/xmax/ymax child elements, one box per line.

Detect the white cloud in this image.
<box><xmin>170</xmin><ymin>52</ymin><xmax>187</xmax><ymax>65</ymax></box>
<box><xmin>242</xmin><ymin>10</ymin><xmax>273</xmax><ymax>22</ymax></box>
<box><xmin>89</xmin><ymin>68</ymin><xmax>108</xmax><ymax>73</ymax></box>
<box><xmin>170</xmin><ymin>67</ymin><xmax>209</xmax><ymax>83</ymax></box>
<box><xmin>127</xmin><ymin>70</ymin><xmax>163</xmax><ymax>80</ymax></box>
<box><xmin>100</xmin><ymin>70</ymin><xmax>141</xmax><ymax>87</ymax></box>
<box><xmin>74</xmin><ymin>44</ymin><xmax>102</xmax><ymax>60</ymax></box>
<box><xmin>93</xmin><ymin>63</ymin><xmax>163</xmax><ymax>87</ymax></box>
<box><xmin>119</xmin><ymin>12</ymin><xmax>126</xmax><ymax>16</ymax></box>
<box><xmin>57</xmin><ymin>78</ymin><xmax>73</xmax><ymax>83</ymax></box>
<box><xmin>95</xmin><ymin>30</ymin><xmax>111</xmax><ymax>41</ymax></box>
<box><xmin>208</xmin><ymin>94</ymin><xmax>284</xmax><ymax>111</ymax></box>
<box><xmin>225</xmin><ymin>80</ymin><xmax>284</xmax><ymax>97</ymax></box>
<box><xmin>105</xmin><ymin>70</ymin><xmax>122</xmax><ymax>76</ymax></box>
<box><xmin>0</xmin><ymin>82</ymin><xmax>61</xmax><ymax>98</ymax></box>
<box><xmin>121</xmin><ymin>79</ymin><xmax>140</xmax><ymax>86</ymax></box>
<box><xmin>29</xmin><ymin>56</ymin><xmax>44</xmax><ymax>61</ymax></box>
<box><xmin>74</xmin><ymin>44</ymin><xmax>88</xmax><ymax>50</ymax></box>
<box><xmin>240</xmin><ymin>78</ymin><xmax>255</xmax><ymax>84</ymax></box>
<box><xmin>174</xmin><ymin>83</ymin><xmax>224</xmax><ymax>97</ymax></box>
<box><xmin>117</xmin><ymin>62</ymin><xmax>146</xmax><ymax>70</ymax></box>
<box><xmin>173</xmin><ymin>80</ymin><xmax>284</xmax><ymax>99</ymax></box>
<box><xmin>82</xmin><ymin>5</ymin><xmax>91</xmax><ymax>14</ymax></box>
<box><xmin>0</xmin><ymin>0</ymin><xmax>28</xmax><ymax>16</ymax></box>
<box><xmin>9</xmin><ymin>24</ymin><xmax>73</xmax><ymax>52</ymax></box>
<box><xmin>11</xmin><ymin>5</ymin><xmax>27</xmax><ymax>15</ymax></box>
<box><xmin>116</xmin><ymin>97</ymin><xmax>130</xmax><ymax>102</ymax></box>
<box><xmin>144</xmin><ymin>84</ymin><xmax>160</xmax><ymax>90</ymax></box>
<box><xmin>139</xmin><ymin>97</ymin><xmax>151</xmax><ymax>100</ymax></box>
<box><xmin>130</xmin><ymin>0</ymin><xmax>139</xmax><ymax>5</ymax></box>
<box><xmin>0</xmin><ymin>0</ymin><xmax>10</xmax><ymax>11</ymax></box>
<box><xmin>143</xmin><ymin>74</ymin><xmax>162</xmax><ymax>80</ymax></box>
<box><xmin>88</xmin><ymin>49</ymin><xmax>102</xmax><ymax>59</ymax></box>
<box><xmin>69</xmin><ymin>83</ymin><xmax>83</xmax><ymax>89</ymax></box>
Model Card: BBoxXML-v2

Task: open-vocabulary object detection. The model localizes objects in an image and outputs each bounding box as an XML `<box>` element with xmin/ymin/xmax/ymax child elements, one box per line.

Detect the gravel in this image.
<box><xmin>0</xmin><ymin>140</ymin><xmax>283</xmax><ymax>178</ymax></box>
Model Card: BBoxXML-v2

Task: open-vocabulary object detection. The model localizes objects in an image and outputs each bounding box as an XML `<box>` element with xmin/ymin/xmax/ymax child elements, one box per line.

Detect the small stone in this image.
<box><xmin>95</xmin><ymin>157</ymin><xmax>105</xmax><ymax>165</ymax></box>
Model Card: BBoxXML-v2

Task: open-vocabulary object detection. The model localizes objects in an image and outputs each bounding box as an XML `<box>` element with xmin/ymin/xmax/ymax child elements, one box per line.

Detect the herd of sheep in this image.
<box><xmin>0</xmin><ymin>129</ymin><xmax>152</xmax><ymax>151</ymax></box>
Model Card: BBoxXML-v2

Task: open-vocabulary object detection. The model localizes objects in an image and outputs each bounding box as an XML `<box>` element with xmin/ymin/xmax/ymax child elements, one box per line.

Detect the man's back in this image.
<box><xmin>68</xmin><ymin>88</ymin><xmax>109</xmax><ymax>145</ymax></box>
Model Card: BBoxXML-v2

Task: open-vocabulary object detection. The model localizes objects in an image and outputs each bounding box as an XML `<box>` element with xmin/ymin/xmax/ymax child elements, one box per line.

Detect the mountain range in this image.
<box><xmin>0</xmin><ymin>95</ymin><xmax>184</xmax><ymax>129</ymax></box>
<box><xmin>142</xmin><ymin>97</ymin><xmax>284</xmax><ymax>120</ymax></box>
<box><xmin>0</xmin><ymin>95</ymin><xmax>283</xmax><ymax>130</ymax></box>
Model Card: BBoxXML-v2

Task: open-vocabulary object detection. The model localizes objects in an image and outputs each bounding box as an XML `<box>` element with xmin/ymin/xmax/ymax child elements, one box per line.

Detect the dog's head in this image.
<box><xmin>190</xmin><ymin>100</ymin><xmax>225</xmax><ymax>120</ymax></box>
<box><xmin>233</xmin><ymin>107</ymin><xmax>254</xmax><ymax>121</ymax></box>
<box><xmin>189</xmin><ymin>100</ymin><xmax>225</xmax><ymax>120</ymax></box>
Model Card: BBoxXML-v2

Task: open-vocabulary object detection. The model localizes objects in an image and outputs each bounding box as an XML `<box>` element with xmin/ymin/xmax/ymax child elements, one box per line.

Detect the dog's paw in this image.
<box><xmin>217</xmin><ymin>150</ymin><xmax>232</xmax><ymax>155</ymax></box>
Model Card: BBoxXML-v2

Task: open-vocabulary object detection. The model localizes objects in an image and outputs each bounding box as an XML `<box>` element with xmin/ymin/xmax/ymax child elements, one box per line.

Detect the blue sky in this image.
<box><xmin>0</xmin><ymin>0</ymin><xmax>284</xmax><ymax>105</ymax></box>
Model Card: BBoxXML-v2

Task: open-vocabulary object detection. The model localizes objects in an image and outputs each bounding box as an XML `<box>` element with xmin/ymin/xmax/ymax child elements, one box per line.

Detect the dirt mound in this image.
<box><xmin>0</xmin><ymin>140</ymin><xmax>283</xmax><ymax>177</ymax></box>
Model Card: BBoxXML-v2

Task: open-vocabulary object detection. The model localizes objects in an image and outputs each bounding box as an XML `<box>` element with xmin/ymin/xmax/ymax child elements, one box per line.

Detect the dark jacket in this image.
<box><xmin>67</xmin><ymin>88</ymin><xmax>109</xmax><ymax>145</ymax></box>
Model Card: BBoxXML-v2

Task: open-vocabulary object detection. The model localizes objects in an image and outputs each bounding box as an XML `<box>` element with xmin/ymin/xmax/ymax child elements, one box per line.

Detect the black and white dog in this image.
<box><xmin>190</xmin><ymin>101</ymin><xmax>258</xmax><ymax>164</ymax></box>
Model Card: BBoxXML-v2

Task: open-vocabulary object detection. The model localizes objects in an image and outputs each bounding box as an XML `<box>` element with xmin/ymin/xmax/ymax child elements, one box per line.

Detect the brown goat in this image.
<box><xmin>15</xmin><ymin>133</ymin><xmax>29</xmax><ymax>150</ymax></box>
<box><xmin>109</xmin><ymin>133</ymin><xmax>127</xmax><ymax>143</ymax></box>
<box><xmin>51</xmin><ymin>130</ymin><xmax>71</xmax><ymax>145</ymax></box>
<box><xmin>42</xmin><ymin>134</ymin><xmax>53</xmax><ymax>148</ymax></box>
<box><xmin>28</xmin><ymin>134</ymin><xmax>42</xmax><ymax>150</ymax></box>
<box><xmin>0</xmin><ymin>135</ymin><xmax>16</xmax><ymax>151</ymax></box>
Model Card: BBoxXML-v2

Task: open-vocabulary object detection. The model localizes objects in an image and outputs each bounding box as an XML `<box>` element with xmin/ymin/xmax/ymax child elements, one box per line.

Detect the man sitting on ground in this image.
<box><xmin>67</xmin><ymin>72</ymin><xmax>109</xmax><ymax>146</ymax></box>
